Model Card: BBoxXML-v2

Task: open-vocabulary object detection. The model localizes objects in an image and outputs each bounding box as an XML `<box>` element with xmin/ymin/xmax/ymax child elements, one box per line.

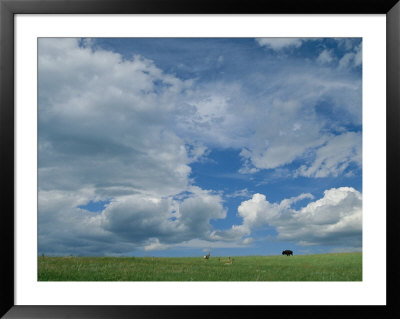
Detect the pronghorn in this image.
<box><xmin>204</xmin><ymin>252</ymin><xmax>210</xmax><ymax>260</ymax></box>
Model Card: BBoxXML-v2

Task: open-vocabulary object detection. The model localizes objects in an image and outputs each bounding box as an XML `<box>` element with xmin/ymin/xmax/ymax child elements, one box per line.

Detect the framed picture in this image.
<box><xmin>1</xmin><ymin>0</ymin><xmax>398</xmax><ymax>318</ymax></box>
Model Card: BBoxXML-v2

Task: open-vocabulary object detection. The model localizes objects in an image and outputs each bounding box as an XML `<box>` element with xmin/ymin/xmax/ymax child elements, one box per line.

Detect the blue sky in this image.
<box><xmin>38</xmin><ymin>37</ymin><xmax>362</xmax><ymax>257</ymax></box>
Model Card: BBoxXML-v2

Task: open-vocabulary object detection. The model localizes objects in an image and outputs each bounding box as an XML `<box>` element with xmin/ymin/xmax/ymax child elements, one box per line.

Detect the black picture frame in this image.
<box><xmin>1</xmin><ymin>0</ymin><xmax>398</xmax><ymax>318</ymax></box>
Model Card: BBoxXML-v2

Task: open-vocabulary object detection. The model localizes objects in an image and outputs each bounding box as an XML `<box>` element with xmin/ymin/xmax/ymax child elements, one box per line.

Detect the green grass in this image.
<box><xmin>38</xmin><ymin>252</ymin><xmax>362</xmax><ymax>281</ymax></box>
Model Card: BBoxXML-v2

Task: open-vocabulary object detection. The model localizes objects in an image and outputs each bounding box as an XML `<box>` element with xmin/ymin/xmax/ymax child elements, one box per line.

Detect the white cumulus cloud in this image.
<box><xmin>213</xmin><ymin>187</ymin><xmax>362</xmax><ymax>248</ymax></box>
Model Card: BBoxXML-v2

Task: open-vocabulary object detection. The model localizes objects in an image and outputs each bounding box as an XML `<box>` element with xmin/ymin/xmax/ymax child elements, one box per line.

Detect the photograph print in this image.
<box><xmin>38</xmin><ymin>37</ymin><xmax>362</xmax><ymax>281</ymax></box>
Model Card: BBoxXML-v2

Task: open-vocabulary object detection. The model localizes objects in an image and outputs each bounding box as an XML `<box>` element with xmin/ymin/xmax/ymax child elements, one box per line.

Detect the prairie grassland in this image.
<box><xmin>38</xmin><ymin>252</ymin><xmax>362</xmax><ymax>281</ymax></box>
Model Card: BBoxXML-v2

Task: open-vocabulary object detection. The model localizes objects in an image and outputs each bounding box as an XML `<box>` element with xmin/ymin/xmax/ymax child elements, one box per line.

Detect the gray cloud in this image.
<box><xmin>38</xmin><ymin>188</ymin><xmax>227</xmax><ymax>255</ymax></box>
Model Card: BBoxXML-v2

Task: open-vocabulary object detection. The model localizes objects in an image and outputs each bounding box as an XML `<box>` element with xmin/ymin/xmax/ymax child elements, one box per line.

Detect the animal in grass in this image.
<box><xmin>204</xmin><ymin>252</ymin><xmax>210</xmax><ymax>259</ymax></box>
<box><xmin>282</xmin><ymin>250</ymin><xmax>293</xmax><ymax>256</ymax></box>
<box><xmin>225</xmin><ymin>257</ymin><xmax>234</xmax><ymax>265</ymax></box>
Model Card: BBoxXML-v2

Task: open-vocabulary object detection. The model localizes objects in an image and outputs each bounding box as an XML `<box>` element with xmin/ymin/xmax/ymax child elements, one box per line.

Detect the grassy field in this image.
<box><xmin>38</xmin><ymin>252</ymin><xmax>362</xmax><ymax>281</ymax></box>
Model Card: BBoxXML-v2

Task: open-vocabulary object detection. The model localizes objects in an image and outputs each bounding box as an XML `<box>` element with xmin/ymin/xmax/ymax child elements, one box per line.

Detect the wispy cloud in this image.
<box><xmin>256</xmin><ymin>38</ymin><xmax>306</xmax><ymax>51</ymax></box>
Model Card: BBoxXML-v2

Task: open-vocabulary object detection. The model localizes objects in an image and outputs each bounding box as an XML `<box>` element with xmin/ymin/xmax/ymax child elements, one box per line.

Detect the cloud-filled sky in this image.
<box><xmin>38</xmin><ymin>38</ymin><xmax>362</xmax><ymax>257</ymax></box>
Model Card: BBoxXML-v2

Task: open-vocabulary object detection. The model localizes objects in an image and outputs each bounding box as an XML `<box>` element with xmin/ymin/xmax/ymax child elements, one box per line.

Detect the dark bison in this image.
<box><xmin>282</xmin><ymin>250</ymin><xmax>293</xmax><ymax>256</ymax></box>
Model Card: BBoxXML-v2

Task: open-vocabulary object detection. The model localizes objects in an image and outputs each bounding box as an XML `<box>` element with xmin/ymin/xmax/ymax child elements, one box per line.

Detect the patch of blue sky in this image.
<box><xmin>151</xmin><ymin>79</ymin><xmax>173</xmax><ymax>94</ymax></box>
<box><xmin>300</xmin><ymin>37</ymin><xmax>356</xmax><ymax>52</ymax></box>
<box><xmin>78</xmin><ymin>199</ymin><xmax>111</xmax><ymax>213</ymax></box>
<box><xmin>189</xmin><ymin>148</ymin><xmax>244</xmax><ymax>190</ymax></box>
<box><xmin>172</xmin><ymin>190</ymin><xmax>194</xmax><ymax>201</ymax></box>
<box><xmin>190</xmin><ymin>148</ymin><xmax>361</xmax><ymax>201</ymax></box>
<box><xmin>316</xmin><ymin>99</ymin><xmax>358</xmax><ymax>125</ymax></box>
